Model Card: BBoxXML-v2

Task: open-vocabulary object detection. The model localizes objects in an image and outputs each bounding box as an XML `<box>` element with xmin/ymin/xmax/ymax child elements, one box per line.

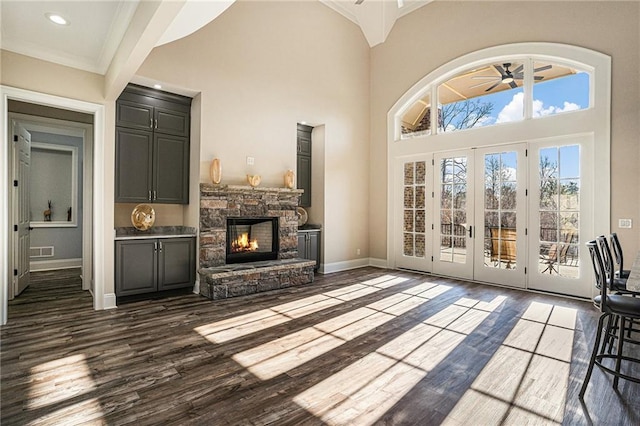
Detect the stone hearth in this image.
<box><xmin>199</xmin><ymin>183</ymin><xmax>315</xmax><ymax>300</ymax></box>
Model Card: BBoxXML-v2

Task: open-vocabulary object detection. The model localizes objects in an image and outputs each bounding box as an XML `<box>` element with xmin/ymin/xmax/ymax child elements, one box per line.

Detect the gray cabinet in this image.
<box><xmin>115</xmin><ymin>84</ymin><xmax>191</xmax><ymax>204</ymax></box>
<box><xmin>298</xmin><ymin>229</ymin><xmax>320</xmax><ymax>271</ymax></box>
<box><xmin>297</xmin><ymin>124</ymin><xmax>312</xmax><ymax>207</ymax></box>
<box><xmin>115</xmin><ymin>237</ymin><xmax>195</xmax><ymax>297</ymax></box>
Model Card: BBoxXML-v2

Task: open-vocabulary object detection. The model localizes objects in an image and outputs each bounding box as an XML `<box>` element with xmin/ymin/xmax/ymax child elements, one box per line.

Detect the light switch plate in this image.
<box><xmin>619</xmin><ymin>218</ymin><xmax>632</xmax><ymax>229</ymax></box>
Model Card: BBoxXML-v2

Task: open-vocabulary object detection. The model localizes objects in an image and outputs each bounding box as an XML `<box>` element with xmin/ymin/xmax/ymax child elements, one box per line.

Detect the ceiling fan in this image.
<box><xmin>470</xmin><ymin>63</ymin><xmax>552</xmax><ymax>92</ymax></box>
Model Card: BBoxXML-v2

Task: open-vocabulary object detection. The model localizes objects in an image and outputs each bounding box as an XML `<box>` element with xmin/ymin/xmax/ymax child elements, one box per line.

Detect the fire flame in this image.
<box><xmin>232</xmin><ymin>233</ymin><xmax>259</xmax><ymax>252</ymax></box>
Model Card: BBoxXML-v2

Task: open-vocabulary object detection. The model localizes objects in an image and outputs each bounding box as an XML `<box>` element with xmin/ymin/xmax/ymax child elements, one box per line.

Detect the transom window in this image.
<box><xmin>400</xmin><ymin>58</ymin><xmax>591</xmax><ymax>138</ymax></box>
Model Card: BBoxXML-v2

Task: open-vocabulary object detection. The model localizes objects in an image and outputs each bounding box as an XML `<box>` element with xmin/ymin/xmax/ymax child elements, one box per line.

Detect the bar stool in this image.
<box><xmin>611</xmin><ymin>233</ymin><xmax>631</xmax><ymax>279</ymax></box>
<box><xmin>580</xmin><ymin>240</ymin><xmax>640</xmax><ymax>398</ymax></box>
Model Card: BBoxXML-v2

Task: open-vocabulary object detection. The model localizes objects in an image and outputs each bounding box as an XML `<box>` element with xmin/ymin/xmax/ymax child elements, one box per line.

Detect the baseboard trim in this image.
<box><xmin>320</xmin><ymin>258</ymin><xmax>370</xmax><ymax>274</ymax></box>
<box><xmin>368</xmin><ymin>258</ymin><xmax>388</xmax><ymax>268</ymax></box>
<box><xmin>103</xmin><ymin>293</ymin><xmax>117</xmax><ymax>310</ymax></box>
<box><xmin>30</xmin><ymin>258</ymin><xmax>82</xmax><ymax>272</ymax></box>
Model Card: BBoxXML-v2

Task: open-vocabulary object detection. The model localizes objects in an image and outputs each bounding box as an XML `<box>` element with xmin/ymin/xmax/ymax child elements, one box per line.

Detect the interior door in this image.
<box><xmin>395</xmin><ymin>157</ymin><xmax>431</xmax><ymax>271</ymax></box>
<box><xmin>12</xmin><ymin>120</ymin><xmax>31</xmax><ymax>296</ymax></box>
<box><xmin>473</xmin><ymin>145</ymin><xmax>527</xmax><ymax>288</ymax></box>
<box><xmin>433</xmin><ymin>151</ymin><xmax>474</xmax><ymax>280</ymax></box>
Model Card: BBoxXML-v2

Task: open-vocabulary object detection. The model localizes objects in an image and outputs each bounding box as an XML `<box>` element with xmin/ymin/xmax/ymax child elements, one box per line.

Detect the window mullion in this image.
<box><xmin>523</xmin><ymin>58</ymin><xmax>534</xmax><ymax>120</ymax></box>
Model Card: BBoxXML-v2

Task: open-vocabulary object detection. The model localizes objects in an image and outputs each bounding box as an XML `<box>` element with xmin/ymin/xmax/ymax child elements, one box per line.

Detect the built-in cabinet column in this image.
<box><xmin>115</xmin><ymin>84</ymin><xmax>191</xmax><ymax>204</ymax></box>
<box><xmin>297</xmin><ymin>124</ymin><xmax>313</xmax><ymax>207</ymax></box>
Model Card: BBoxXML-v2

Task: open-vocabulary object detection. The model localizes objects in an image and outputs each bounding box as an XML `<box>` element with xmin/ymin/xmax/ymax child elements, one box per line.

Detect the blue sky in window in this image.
<box><xmin>478</xmin><ymin>72</ymin><xmax>590</xmax><ymax>125</ymax></box>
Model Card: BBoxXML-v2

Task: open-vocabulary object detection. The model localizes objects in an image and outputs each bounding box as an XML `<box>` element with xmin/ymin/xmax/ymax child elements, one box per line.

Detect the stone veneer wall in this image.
<box><xmin>199</xmin><ymin>184</ymin><xmax>303</xmax><ymax>268</ymax></box>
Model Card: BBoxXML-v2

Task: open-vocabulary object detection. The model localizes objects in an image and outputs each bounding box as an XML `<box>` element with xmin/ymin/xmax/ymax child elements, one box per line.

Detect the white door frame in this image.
<box><xmin>1</xmin><ymin>85</ymin><xmax>106</xmax><ymax>325</ymax></box>
<box><xmin>8</xmin><ymin>112</ymin><xmax>94</xmax><ymax>294</ymax></box>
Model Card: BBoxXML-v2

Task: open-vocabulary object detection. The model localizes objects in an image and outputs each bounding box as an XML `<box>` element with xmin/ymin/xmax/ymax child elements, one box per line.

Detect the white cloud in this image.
<box><xmin>495</xmin><ymin>92</ymin><xmax>582</xmax><ymax>124</ymax></box>
<box><xmin>496</xmin><ymin>92</ymin><xmax>524</xmax><ymax>123</ymax></box>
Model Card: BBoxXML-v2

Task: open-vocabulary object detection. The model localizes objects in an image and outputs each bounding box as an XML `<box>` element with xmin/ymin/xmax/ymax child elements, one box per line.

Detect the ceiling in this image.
<box><xmin>0</xmin><ymin>0</ymin><xmax>430</xmax><ymax>77</ymax></box>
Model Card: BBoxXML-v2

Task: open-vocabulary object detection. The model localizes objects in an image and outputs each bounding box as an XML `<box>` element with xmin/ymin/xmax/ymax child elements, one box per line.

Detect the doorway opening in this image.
<box><xmin>8</xmin><ymin>109</ymin><xmax>94</xmax><ymax>305</ymax></box>
<box><xmin>1</xmin><ymin>86</ymin><xmax>106</xmax><ymax>325</ymax></box>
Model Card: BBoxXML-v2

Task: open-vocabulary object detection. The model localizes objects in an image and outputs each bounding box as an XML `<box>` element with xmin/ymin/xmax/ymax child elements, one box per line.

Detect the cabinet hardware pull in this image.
<box><xmin>154</xmin><ymin>241</ymin><xmax>158</xmax><ymax>252</ymax></box>
<box><xmin>153</xmin><ymin>190</ymin><xmax>157</xmax><ymax>200</ymax></box>
<box><xmin>148</xmin><ymin>190</ymin><xmax>152</xmax><ymax>201</ymax></box>
<box><xmin>150</xmin><ymin>118</ymin><xmax>153</xmax><ymax>129</ymax></box>
<box><xmin>154</xmin><ymin>119</ymin><xmax>158</xmax><ymax>129</ymax></box>
<box><xmin>159</xmin><ymin>242</ymin><xmax>163</xmax><ymax>251</ymax></box>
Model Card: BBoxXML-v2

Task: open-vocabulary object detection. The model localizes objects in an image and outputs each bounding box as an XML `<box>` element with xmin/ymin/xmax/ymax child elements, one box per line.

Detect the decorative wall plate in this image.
<box><xmin>131</xmin><ymin>204</ymin><xmax>156</xmax><ymax>230</ymax></box>
<box><xmin>297</xmin><ymin>206</ymin><xmax>308</xmax><ymax>227</ymax></box>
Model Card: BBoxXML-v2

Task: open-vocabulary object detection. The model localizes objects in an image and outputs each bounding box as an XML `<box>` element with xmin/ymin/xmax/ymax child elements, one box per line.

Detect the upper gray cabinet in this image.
<box><xmin>115</xmin><ymin>84</ymin><xmax>192</xmax><ymax>204</ymax></box>
<box><xmin>297</xmin><ymin>124</ymin><xmax>312</xmax><ymax>207</ymax></box>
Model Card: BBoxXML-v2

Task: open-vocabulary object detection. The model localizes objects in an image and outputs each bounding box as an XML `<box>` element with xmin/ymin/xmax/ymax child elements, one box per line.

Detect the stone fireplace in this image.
<box><xmin>199</xmin><ymin>184</ymin><xmax>315</xmax><ymax>300</ymax></box>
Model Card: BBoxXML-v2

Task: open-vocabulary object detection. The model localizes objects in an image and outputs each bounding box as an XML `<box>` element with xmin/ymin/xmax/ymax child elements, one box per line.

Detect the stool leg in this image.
<box><xmin>607</xmin><ymin>315</ymin><xmax>620</xmax><ymax>354</ymax></box>
<box><xmin>613</xmin><ymin>316</ymin><xmax>625</xmax><ymax>390</ymax></box>
<box><xmin>580</xmin><ymin>313</ymin><xmax>609</xmax><ymax>398</ymax></box>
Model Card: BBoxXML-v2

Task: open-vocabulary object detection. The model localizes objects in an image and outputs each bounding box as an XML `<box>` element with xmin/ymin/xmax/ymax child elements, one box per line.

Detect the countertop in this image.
<box><xmin>299</xmin><ymin>224</ymin><xmax>322</xmax><ymax>231</ymax></box>
<box><xmin>115</xmin><ymin>226</ymin><xmax>197</xmax><ymax>240</ymax></box>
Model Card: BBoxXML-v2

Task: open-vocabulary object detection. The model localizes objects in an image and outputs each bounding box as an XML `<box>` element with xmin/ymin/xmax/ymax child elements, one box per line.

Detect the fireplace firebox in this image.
<box><xmin>226</xmin><ymin>217</ymin><xmax>279</xmax><ymax>264</ymax></box>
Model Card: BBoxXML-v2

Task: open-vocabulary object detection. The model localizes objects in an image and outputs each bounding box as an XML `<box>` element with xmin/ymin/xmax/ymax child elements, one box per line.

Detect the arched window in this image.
<box><xmin>400</xmin><ymin>57</ymin><xmax>591</xmax><ymax>139</ymax></box>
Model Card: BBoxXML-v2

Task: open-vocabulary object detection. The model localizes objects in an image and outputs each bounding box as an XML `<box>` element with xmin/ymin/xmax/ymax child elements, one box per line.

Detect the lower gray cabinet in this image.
<box><xmin>116</xmin><ymin>237</ymin><xmax>195</xmax><ymax>297</ymax></box>
<box><xmin>298</xmin><ymin>229</ymin><xmax>320</xmax><ymax>271</ymax></box>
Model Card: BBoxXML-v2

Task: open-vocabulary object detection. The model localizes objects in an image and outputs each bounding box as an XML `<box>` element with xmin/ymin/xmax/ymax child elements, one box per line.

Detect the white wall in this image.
<box><xmin>369</xmin><ymin>1</ymin><xmax>640</xmax><ymax>260</ymax></box>
<box><xmin>136</xmin><ymin>0</ymin><xmax>371</xmax><ymax>267</ymax></box>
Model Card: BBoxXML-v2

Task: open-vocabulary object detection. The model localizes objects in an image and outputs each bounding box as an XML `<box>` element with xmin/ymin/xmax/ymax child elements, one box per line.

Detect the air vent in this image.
<box><xmin>30</xmin><ymin>246</ymin><xmax>54</xmax><ymax>258</ymax></box>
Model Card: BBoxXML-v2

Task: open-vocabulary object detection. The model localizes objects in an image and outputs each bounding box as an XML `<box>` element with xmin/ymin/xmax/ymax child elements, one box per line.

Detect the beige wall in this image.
<box><xmin>1</xmin><ymin>50</ymin><xmax>105</xmax><ymax>103</ymax></box>
<box><xmin>136</xmin><ymin>0</ymin><xmax>371</xmax><ymax>266</ymax></box>
<box><xmin>369</xmin><ymin>1</ymin><xmax>640</xmax><ymax>259</ymax></box>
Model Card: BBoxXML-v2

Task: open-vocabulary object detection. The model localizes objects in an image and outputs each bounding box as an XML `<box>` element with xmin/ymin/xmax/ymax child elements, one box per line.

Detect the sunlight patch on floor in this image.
<box><xmin>293</xmin><ymin>295</ymin><xmax>507</xmax><ymax>425</ymax></box>
<box><xmin>194</xmin><ymin>275</ymin><xmax>409</xmax><ymax>343</ymax></box>
<box><xmin>26</xmin><ymin>354</ymin><xmax>104</xmax><ymax>423</ymax></box>
<box><xmin>442</xmin><ymin>302</ymin><xmax>577</xmax><ymax>425</ymax></box>
<box><xmin>232</xmin><ymin>283</ymin><xmax>451</xmax><ymax>380</ymax></box>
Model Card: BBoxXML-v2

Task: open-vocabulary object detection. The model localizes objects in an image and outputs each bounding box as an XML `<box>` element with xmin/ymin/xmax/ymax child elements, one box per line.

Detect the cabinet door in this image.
<box><xmin>116</xmin><ymin>100</ymin><xmax>153</xmax><ymax>131</ymax></box>
<box><xmin>154</xmin><ymin>134</ymin><xmax>189</xmax><ymax>204</ymax></box>
<box><xmin>297</xmin><ymin>154</ymin><xmax>311</xmax><ymax>207</ymax></box>
<box><xmin>298</xmin><ymin>233</ymin><xmax>307</xmax><ymax>259</ymax></box>
<box><xmin>116</xmin><ymin>240</ymin><xmax>158</xmax><ymax>296</ymax></box>
<box><xmin>158</xmin><ymin>238</ymin><xmax>195</xmax><ymax>290</ymax></box>
<box><xmin>115</xmin><ymin>128</ymin><xmax>153</xmax><ymax>203</ymax></box>
<box><xmin>155</xmin><ymin>107</ymin><xmax>190</xmax><ymax>137</ymax></box>
<box><xmin>308</xmin><ymin>231</ymin><xmax>320</xmax><ymax>269</ymax></box>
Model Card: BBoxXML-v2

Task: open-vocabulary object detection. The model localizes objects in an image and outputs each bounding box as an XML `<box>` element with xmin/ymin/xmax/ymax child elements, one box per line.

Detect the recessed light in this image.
<box><xmin>45</xmin><ymin>13</ymin><xmax>69</xmax><ymax>26</ymax></box>
<box><xmin>153</xmin><ymin>84</ymin><xmax>162</xmax><ymax>90</ymax></box>
<box><xmin>300</xmin><ymin>121</ymin><xmax>307</xmax><ymax>125</ymax></box>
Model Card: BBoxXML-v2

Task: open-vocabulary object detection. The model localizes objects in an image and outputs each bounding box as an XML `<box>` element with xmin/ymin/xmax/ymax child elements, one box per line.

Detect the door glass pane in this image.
<box><xmin>439</xmin><ymin>157</ymin><xmax>467</xmax><ymax>263</ymax></box>
<box><xmin>402</xmin><ymin>161</ymin><xmax>426</xmax><ymax>259</ymax></box>
<box><xmin>538</xmin><ymin>146</ymin><xmax>580</xmax><ymax>278</ymax></box>
<box><xmin>484</xmin><ymin>151</ymin><xmax>517</xmax><ymax>270</ymax></box>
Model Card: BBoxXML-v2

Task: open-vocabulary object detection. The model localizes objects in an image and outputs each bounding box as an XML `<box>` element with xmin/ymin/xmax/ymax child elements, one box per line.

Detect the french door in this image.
<box><xmin>472</xmin><ymin>145</ymin><xmax>527</xmax><ymax>288</ymax></box>
<box><xmin>395</xmin><ymin>139</ymin><xmax>590</xmax><ymax>297</ymax></box>
<box><xmin>527</xmin><ymin>136</ymin><xmax>592</xmax><ymax>298</ymax></box>
<box><xmin>432</xmin><ymin>151</ymin><xmax>474</xmax><ymax>280</ymax></box>
<box><xmin>397</xmin><ymin>145</ymin><xmax>526</xmax><ymax>286</ymax></box>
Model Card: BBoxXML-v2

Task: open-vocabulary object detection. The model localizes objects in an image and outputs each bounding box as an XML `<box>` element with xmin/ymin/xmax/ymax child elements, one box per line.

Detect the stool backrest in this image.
<box><xmin>610</xmin><ymin>232</ymin><xmax>624</xmax><ymax>276</ymax></box>
<box><xmin>587</xmin><ymin>240</ymin><xmax>608</xmax><ymax>312</ymax></box>
<box><xmin>596</xmin><ymin>235</ymin><xmax>615</xmax><ymax>282</ymax></box>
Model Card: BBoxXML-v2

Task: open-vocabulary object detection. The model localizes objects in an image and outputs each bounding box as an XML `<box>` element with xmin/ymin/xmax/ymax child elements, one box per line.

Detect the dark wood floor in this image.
<box><xmin>2</xmin><ymin>267</ymin><xmax>639</xmax><ymax>425</ymax></box>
